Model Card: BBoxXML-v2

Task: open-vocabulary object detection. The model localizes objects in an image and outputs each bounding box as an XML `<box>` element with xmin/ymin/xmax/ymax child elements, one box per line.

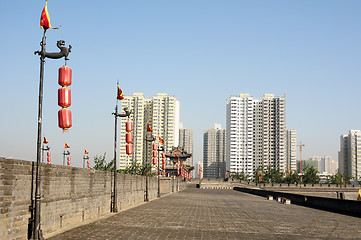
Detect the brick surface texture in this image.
<box><xmin>49</xmin><ymin>188</ymin><xmax>361</xmax><ymax>240</ymax></box>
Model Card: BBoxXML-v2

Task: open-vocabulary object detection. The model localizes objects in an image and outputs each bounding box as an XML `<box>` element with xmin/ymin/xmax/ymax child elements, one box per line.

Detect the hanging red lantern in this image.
<box><xmin>67</xmin><ymin>156</ymin><xmax>71</xmax><ymax>166</ymax></box>
<box><xmin>58</xmin><ymin>66</ymin><xmax>72</xmax><ymax>86</ymax></box>
<box><xmin>153</xmin><ymin>150</ymin><xmax>157</xmax><ymax>157</ymax></box>
<box><xmin>153</xmin><ymin>158</ymin><xmax>157</xmax><ymax>165</ymax></box>
<box><xmin>47</xmin><ymin>151</ymin><xmax>51</xmax><ymax>164</ymax></box>
<box><xmin>162</xmin><ymin>164</ymin><xmax>166</xmax><ymax>170</ymax></box>
<box><xmin>161</xmin><ymin>153</ymin><xmax>165</xmax><ymax>158</ymax></box>
<box><xmin>126</xmin><ymin>144</ymin><xmax>133</xmax><ymax>155</ymax></box>
<box><xmin>177</xmin><ymin>164</ymin><xmax>179</xmax><ymax>175</ymax></box>
<box><xmin>87</xmin><ymin>160</ymin><xmax>90</xmax><ymax>169</ymax></box>
<box><xmin>153</xmin><ymin>144</ymin><xmax>157</xmax><ymax>150</ymax></box>
<box><xmin>58</xmin><ymin>108</ymin><xmax>72</xmax><ymax>131</ymax></box>
<box><xmin>58</xmin><ymin>87</ymin><xmax>71</xmax><ymax>108</ymax></box>
<box><xmin>126</xmin><ymin>122</ymin><xmax>133</xmax><ymax>132</ymax></box>
<box><xmin>126</xmin><ymin>133</ymin><xmax>133</xmax><ymax>143</ymax></box>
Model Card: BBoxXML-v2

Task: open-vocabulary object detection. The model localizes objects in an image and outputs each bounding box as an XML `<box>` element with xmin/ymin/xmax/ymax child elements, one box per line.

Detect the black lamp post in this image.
<box><xmin>41</xmin><ymin>145</ymin><xmax>50</xmax><ymax>163</ymax></box>
<box><xmin>63</xmin><ymin>150</ymin><xmax>70</xmax><ymax>166</ymax></box>
<box><xmin>31</xmin><ymin>29</ymin><xmax>71</xmax><ymax>239</ymax></box>
<box><xmin>83</xmin><ymin>155</ymin><xmax>89</xmax><ymax>169</ymax></box>
<box><xmin>157</xmin><ymin>146</ymin><xmax>164</xmax><ymax>197</ymax></box>
<box><xmin>144</xmin><ymin>132</ymin><xmax>155</xmax><ymax>201</ymax></box>
<box><xmin>111</xmin><ymin>107</ymin><xmax>131</xmax><ymax>213</ymax></box>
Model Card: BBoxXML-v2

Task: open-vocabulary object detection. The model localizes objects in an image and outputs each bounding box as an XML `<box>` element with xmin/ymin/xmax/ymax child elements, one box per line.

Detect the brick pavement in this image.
<box><xmin>47</xmin><ymin>188</ymin><xmax>361</xmax><ymax>240</ymax></box>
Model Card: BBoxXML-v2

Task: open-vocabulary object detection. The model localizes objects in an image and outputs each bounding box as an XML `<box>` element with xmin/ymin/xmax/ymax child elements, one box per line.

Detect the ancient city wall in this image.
<box><xmin>0</xmin><ymin>158</ymin><xmax>187</xmax><ymax>240</ymax></box>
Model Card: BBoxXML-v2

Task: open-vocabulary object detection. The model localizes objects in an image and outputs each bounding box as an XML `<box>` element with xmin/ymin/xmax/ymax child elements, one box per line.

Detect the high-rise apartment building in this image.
<box><xmin>203</xmin><ymin>124</ymin><xmax>226</xmax><ymax>178</ymax></box>
<box><xmin>339</xmin><ymin>130</ymin><xmax>361</xmax><ymax>180</ymax></box>
<box><xmin>226</xmin><ymin>94</ymin><xmax>254</xmax><ymax>176</ymax></box>
<box><xmin>226</xmin><ymin>94</ymin><xmax>286</xmax><ymax>176</ymax></box>
<box><xmin>286</xmin><ymin>129</ymin><xmax>297</xmax><ymax>172</ymax></box>
<box><xmin>119</xmin><ymin>93</ymin><xmax>180</xmax><ymax>169</ymax></box>
<box><xmin>179</xmin><ymin>128</ymin><xmax>193</xmax><ymax>166</ymax></box>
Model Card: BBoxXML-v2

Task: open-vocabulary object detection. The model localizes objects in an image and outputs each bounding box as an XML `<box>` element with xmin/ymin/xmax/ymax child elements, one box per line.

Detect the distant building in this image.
<box><xmin>203</xmin><ymin>124</ymin><xmax>226</xmax><ymax>178</ymax></box>
<box><xmin>179</xmin><ymin>128</ymin><xmax>193</xmax><ymax>167</ymax></box>
<box><xmin>297</xmin><ymin>159</ymin><xmax>319</xmax><ymax>172</ymax></box>
<box><xmin>339</xmin><ymin>130</ymin><xmax>361</xmax><ymax>180</ymax></box>
<box><xmin>319</xmin><ymin>156</ymin><xmax>338</xmax><ymax>174</ymax></box>
<box><xmin>119</xmin><ymin>93</ymin><xmax>180</xmax><ymax>169</ymax></box>
<box><xmin>226</xmin><ymin>94</ymin><xmax>286</xmax><ymax>176</ymax></box>
<box><xmin>286</xmin><ymin>129</ymin><xmax>297</xmax><ymax>172</ymax></box>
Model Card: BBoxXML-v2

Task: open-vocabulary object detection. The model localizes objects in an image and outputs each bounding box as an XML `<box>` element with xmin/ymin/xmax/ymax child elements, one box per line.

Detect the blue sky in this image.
<box><xmin>1</xmin><ymin>0</ymin><xmax>361</xmax><ymax>167</ymax></box>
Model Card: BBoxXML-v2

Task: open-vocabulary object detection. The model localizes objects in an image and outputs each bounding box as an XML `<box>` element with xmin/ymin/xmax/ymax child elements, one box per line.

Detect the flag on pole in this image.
<box><xmin>147</xmin><ymin>123</ymin><xmax>152</xmax><ymax>132</ymax></box>
<box><xmin>159</xmin><ymin>136</ymin><xmax>164</xmax><ymax>144</ymax></box>
<box><xmin>64</xmin><ymin>143</ymin><xmax>70</xmax><ymax>148</ymax></box>
<box><xmin>117</xmin><ymin>84</ymin><xmax>124</xmax><ymax>100</ymax></box>
<box><xmin>84</xmin><ymin>149</ymin><xmax>89</xmax><ymax>154</ymax></box>
<box><xmin>40</xmin><ymin>0</ymin><xmax>59</xmax><ymax>30</ymax></box>
<box><xmin>43</xmin><ymin>137</ymin><xmax>49</xmax><ymax>144</ymax></box>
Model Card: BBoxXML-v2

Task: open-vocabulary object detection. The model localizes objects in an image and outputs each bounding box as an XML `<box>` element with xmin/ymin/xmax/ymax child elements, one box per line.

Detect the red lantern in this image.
<box><xmin>161</xmin><ymin>153</ymin><xmax>165</xmax><ymax>158</ymax></box>
<box><xmin>47</xmin><ymin>152</ymin><xmax>51</xmax><ymax>157</ymax></box>
<box><xmin>58</xmin><ymin>87</ymin><xmax>71</xmax><ymax>108</ymax></box>
<box><xmin>87</xmin><ymin>160</ymin><xmax>90</xmax><ymax>169</ymax></box>
<box><xmin>153</xmin><ymin>151</ymin><xmax>157</xmax><ymax>157</ymax></box>
<box><xmin>126</xmin><ymin>144</ymin><xmax>133</xmax><ymax>155</ymax></box>
<box><xmin>58</xmin><ymin>108</ymin><xmax>72</xmax><ymax>131</ymax></box>
<box><xmin>162</xmin><ymin>158</ymin><xmax>165</xmax><ymax>165</ymax></box>
<box><xmin>162</xmin><ymin>164</ymin><xmax>166</xmax><ymax>170</ymax></box>
<box><xmin>126</xmin><ymin>122</ymin><xmax>133</xmax><ymax>132</ymax></box>
<box><xmin>177</xmin><ymin>164</ymin><xmax>179</xmax><ymax>175</ymax></box>
<box><xmin>153</xmin><ymin>144</ymin><xmax>157</xmax><ymax>150</ymax></box>
<box><xmin>58</xmin><ymin>66</ymin><xmax>72</xmax><ymax>86</ymax></box>
<box><xmin>126</xmin><ymin>133</ymin><xmax>133</xmax><ymax>143</ymax></box>
<box><xmin>67</xmin><ymin>156</ymin><xmax>71</xmax><ymax>166</ymax></box>
<box><xmin>153</xmin><ymin>158</ymin><xmax>157</xmax><ymax>165</ymax></box>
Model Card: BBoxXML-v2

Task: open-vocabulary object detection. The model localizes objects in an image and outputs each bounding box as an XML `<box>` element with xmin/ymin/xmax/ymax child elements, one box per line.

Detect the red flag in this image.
<box><xmin>159</xmin><ymin>136</ymin><xmax>164</xmax><ymax>144</ymax></box>
<box><xmin>117</xmin><ymin>84</ymin><xmax>124</xmax><ymax>100</ymax></box>
<box><xmin>43</xmin><ymin>137</ymin><xmax>49</xmax><ymax>144</ymax></box>
<box><xmin>64</xmin><ymin>143</ymin><xmax>70</xmax><ymax>148</ymax></box>
<box><xmin>84</xmin><ymin>149</ymin><xmax>89</xmax><ymax>154</ymax></box>
<box><xmin>147</xmin><ymin>123</ymin><xmax>153</xmax><ymax>132</ymax></box>
<box><xmin>40</xmin><ymin>0</ymin><xmax>59</xmax><ymax>30</ymax></box>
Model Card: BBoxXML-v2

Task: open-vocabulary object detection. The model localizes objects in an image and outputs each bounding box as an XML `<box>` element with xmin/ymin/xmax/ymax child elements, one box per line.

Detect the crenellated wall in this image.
<box><xmin>0</xmin><ymin>158</ymin><xmax>187</xmax><ymax>240</ymax></box>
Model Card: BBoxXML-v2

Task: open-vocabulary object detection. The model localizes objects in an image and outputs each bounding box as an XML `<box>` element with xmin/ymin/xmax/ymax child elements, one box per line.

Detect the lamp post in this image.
<box><xmin>41</xmin><ymin>145</ymin><xmax>50</xmax><ymax>163</ymax></box>
<box><xmin>32</xmin><ymin>30</ymin><xmax>71</xmax><ymax>239</ymax></box>
<box><xmin>157</xmin><ymin>146</ymin><xmax>164</xmax><ymax>197</ymax></box>
<box><xmin>144</xmin><ymin>132</ymin><xmax>155</xmax><ymax>201</ymax></box>
<box><xmin>111</xmin><ymin>106</ymin><xmax>131</xmax><ymax>213</ymax></box>
<box><xmin>63</xmin><ymin>150</ymin><xmax>70</xmax><ymax>166</ymax></box>
<box><xmin>83</xmin><ymin>155</ymin><xmax>89</xmax><ymax>169</ymax></box>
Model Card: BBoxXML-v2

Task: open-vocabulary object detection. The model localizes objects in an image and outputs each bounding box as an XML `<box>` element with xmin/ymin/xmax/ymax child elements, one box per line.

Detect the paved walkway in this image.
<box><xmin>48</xmin><ymin>188</ymin><xmax>361</xmax><ymax>240</ymax></box>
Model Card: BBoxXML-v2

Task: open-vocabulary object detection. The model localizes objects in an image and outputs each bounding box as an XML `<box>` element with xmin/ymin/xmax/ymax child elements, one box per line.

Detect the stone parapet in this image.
<box><xmin>0</xmin><ymin>158</ymin><xmax>187</xmax><ymax>240</ymax></box>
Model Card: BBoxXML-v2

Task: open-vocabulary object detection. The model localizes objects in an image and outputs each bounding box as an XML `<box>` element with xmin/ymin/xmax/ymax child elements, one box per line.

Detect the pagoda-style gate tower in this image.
<box><xmin>165</xmin><ymin>147</ymin><xmax>193</xmax><ymax>177</ymax></box>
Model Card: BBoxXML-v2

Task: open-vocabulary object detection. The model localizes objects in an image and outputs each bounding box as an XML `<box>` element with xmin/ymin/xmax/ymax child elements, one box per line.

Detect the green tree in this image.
<box><xmin>263</xmin><ymin>165</ymin><xmax>284</xmax><ymax>183</ymax></box>
<box><xmin>230</xmin><ymin>172</ymin><xmax>248</xmax><ymax>181</ymax></box>
<box><xmin>283</xmin><ymin>171</ymin><xmax>300</xmax><ymax>184</ymax></box>
<box><xmin>330</xmin><ymin>173</ymin><xmax>352</xmax><ymax>184</ymax></box>
<box><xmin>302</xmin><ymin>165</ymin><xmax>320</xmax><ymax>184</ymax></box>
<box><xmin>93</xmin><ymin>153</ymin><xmax>114</xmax><ymax>171</ymax></box>
<box><xmin>253</xmin><ymin>167</ymin><xmax>264</xmax><ymax>183</ymax></box>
